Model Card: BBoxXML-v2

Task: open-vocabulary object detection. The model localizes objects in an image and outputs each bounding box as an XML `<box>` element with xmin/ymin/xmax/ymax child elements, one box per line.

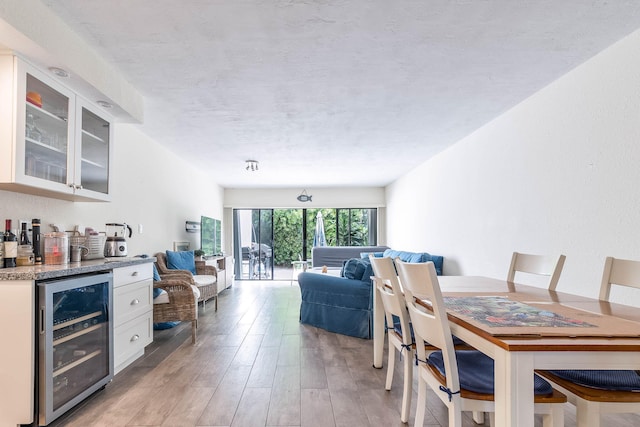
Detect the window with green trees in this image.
<box><xmin>234</xmin><ymin>208</ymin><xmax>377</xmax><ymax>279</ymax></box>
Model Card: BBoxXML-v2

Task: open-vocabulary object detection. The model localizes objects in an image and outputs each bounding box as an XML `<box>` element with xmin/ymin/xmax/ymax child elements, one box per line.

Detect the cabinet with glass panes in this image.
<box><xmin>0</xmin><ymin>54</ymin><xmax>112</xmax><ymax>201</ymax></box>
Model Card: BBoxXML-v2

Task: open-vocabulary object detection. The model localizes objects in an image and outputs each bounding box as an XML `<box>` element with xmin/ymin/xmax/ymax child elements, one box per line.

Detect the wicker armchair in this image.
<box><xmin>153</xmin><ymin>276</ymin><xmax>198</xmax><ymax>344</ymax></box>
<box><xmin>154</xmin><ymin>252</ymin><xmax>218</xmax><ymax>311</ymax></box>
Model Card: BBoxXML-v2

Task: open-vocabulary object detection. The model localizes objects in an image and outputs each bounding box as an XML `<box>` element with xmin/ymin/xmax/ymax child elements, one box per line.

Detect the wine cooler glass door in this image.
<box><xmin>38</xmin><ymin>272</ymin><xmax>113</xmax><ymax>425</ymax></box>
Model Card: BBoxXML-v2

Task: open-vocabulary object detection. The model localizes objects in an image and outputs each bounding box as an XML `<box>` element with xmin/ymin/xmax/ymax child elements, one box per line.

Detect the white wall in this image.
<box><xmin>0</xmin><ymin>123</ymin><xmax>224</xmax><ymax>256</ymax></box>
<box><xmin>386</xmin><ymin>29</ymin><xmax>640</xmax><ymax>303</ymax></box>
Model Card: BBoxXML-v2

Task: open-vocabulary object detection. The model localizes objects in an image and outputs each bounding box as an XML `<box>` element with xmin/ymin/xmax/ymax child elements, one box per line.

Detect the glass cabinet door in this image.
<box><xmin>78</xmin><ymin>105</ymin><xmax>110</xmax><ymax>194</ymax></box>
<box><xmin>24</xmin><ymin>73</ymin><xmax>72</xmax><ymax>186</ymax></box>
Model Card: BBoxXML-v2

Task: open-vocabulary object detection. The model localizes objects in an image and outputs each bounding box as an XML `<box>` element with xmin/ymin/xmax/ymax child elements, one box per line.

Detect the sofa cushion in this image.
<box><xmin>166</xmin><ymin>250</ymin><xmax>197</xmax><ymax>274</ymax></box>
<box><xmin>362</xmin><ymin>251</ymin><xmax>384</xmax><ymax>259</ymax></box>
<box><xmin>382</xmin><ymin>249</ymin><xmax>444</xmax><ymax>275</ymax></box>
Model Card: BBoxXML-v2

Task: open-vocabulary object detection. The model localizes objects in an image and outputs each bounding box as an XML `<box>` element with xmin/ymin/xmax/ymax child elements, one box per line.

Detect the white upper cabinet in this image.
<box><xmin>0</xmin><ymin>55</ymin><xmax>113</xmax><ymax>201</ymax></box>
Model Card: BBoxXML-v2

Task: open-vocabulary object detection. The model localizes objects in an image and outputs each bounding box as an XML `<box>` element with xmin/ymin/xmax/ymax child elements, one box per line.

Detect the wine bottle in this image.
<box><xmin>19</xmin><ymin>221</ymin><xmax>30</xmax><ymax>245</ymax></box>
<box><xmin>0</xmin><ymin>233</ymin><xmax>4</xmax><ymax>269</ymax></box>
<box><xmin>4</xmin><ymin>219</ymin><xmax>17</xmax><ymax>268</ymax></box>
<box><xmin>32</xmin><ymin>218</ymin><xmax>42</xmax><ymax>265</ymax></box>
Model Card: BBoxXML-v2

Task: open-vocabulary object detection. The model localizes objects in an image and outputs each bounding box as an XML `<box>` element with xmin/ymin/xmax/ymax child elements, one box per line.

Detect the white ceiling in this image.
<box><xmin>36</xmin><ymin>0</ymin><xmax>640</xmax><ymax>189</ymax></box>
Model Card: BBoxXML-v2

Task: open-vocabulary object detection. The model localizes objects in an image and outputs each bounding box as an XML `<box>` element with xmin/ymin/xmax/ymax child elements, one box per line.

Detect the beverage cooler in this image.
<box><xmin>37</xmin><ymin>272</ymin><xmax>113</xmax><ymax>425</ymax></box>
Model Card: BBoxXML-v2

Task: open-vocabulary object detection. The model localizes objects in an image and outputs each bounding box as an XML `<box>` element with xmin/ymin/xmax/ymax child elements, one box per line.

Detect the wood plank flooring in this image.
<box><xmin>50</xmin><ymin>280</ymin><xmax>640</xmax><ymax>427</ymax></box>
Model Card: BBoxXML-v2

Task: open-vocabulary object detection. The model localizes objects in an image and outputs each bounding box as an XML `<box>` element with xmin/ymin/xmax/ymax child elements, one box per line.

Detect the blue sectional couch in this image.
<box><xmin>298</xmin><ymin>248</ymin><xmax>443</xmax><ymax>339</ymax></box>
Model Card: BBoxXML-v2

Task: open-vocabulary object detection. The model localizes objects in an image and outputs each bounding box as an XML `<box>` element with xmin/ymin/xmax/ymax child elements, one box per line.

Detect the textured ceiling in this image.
<box><xmin>38</xmin><ymin>0</ymin><xmax>640</xmax><ymax>188</ymax></box>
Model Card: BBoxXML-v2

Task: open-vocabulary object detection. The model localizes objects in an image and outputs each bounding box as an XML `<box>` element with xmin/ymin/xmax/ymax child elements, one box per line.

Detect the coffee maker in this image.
<box><xmin>104</xmin><ymin>223</ymin><xmax>132</xmax><ymax>257</ymax></box>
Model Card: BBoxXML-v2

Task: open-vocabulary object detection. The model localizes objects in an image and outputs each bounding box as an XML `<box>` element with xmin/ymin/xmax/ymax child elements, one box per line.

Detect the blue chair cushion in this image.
<box><xmin>428</xmin><ymin>350</ymin><xmax>553</xmax><ymax>395</ymax></box>
<box><xmin>166</xmin><ymin>250</ymin><xmax>196</xmax><ymax>274</ymax></box>
<box><xmin>392</xmin><ymin>316</ymin><xmax>466</xmax><ymax>346</ymax></box>
<box><xmin>547</xmin><ymin>370</ymin><xmax>640</xmax><ymax>391</ymax></box>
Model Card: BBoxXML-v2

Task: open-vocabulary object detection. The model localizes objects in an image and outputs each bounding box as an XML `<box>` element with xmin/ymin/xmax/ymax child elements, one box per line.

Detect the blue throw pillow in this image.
<box><xmin>152</xmin><ymin>264</ymin><xmax>162</xmax><ymax>281</ymax></box>
<box><xmin>166</xmin><ymin>250</ymin><xmax>196</xmax><ymax>274</ymax></box>
<box><xmin>154</xmin><ymin>321</ymin><xmax>180</xmax><ymax>330</ymax></box>
<box><xmin>342</xmin><ymin>258</ymin><xmax>366</xmax><ymax>280</ymax></box>
<box><xmin>360</xmin><ymin>257</ymin><xmax>374</xmax><ymax>283</ymax></box>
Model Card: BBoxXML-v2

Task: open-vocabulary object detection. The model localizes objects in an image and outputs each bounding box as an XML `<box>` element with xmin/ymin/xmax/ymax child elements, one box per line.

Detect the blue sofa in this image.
<box><xmin>298</xmin><ymin>248</ymin><xmax>443</xmax><ymax>339</ymax></box>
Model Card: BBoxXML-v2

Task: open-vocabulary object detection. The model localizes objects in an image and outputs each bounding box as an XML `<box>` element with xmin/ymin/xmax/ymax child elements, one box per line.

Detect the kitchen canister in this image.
<box><xmin>16</xmin><ymin>245</ymin><xmax>34</xmax><ymax>266</ymax></box>
<box><xmin>44</xmin><ymin>232</ymin><xmax>68</xmax><ymax>265</ymax></box>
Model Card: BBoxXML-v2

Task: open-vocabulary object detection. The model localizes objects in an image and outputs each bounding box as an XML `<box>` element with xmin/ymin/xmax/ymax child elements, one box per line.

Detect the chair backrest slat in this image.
<box><xmin>507</xmin><ymin>252</ymin><xmax>566</xmax><ymax>291</ymax></box>
<box><xmin>599</xmin><ymin>256</ymin><xmax>640</xmax><ymax>301</ymax></box>
<box><xmin>369</xmin><ymin>255</ymin><xmax>412</xmax><ymax>346</ymax></box>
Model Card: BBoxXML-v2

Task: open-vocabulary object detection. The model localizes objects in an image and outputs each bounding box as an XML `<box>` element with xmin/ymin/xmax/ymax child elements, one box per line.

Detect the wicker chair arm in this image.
<box><xmin>159</xmin><ymin>270</ymin><xmax>196</xmax><ymax>284</ymax></box>
<box><xmin>154</xmin><ymin>279</ymin><xmax>196</xmax><ymax>306</ymax></box>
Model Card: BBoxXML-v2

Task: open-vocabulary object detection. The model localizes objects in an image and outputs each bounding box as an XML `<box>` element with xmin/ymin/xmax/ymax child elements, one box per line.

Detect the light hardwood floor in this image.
<box><xmin>50</xmin><ymin>280</ymin><xmax>640</xmax><ymax>427</ymax></box>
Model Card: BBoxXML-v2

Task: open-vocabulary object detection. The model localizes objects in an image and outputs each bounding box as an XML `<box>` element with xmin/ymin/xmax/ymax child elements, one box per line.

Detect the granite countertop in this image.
<box><xmin>0</xmin><ymin>256</ymin><xmax>155</xmax><ymax>281</ymax></box>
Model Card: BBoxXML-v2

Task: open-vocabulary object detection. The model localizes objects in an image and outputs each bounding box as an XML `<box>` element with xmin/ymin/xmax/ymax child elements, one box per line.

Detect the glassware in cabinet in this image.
<box><xmin>23</xmin><ymin>72</ymin><xmax>72</xmax><ymax>187</ymax></box>
<box><xmin>77</xmin><ymin>104</ymin><xmax>111</xmax><ymax>195</ymax></box>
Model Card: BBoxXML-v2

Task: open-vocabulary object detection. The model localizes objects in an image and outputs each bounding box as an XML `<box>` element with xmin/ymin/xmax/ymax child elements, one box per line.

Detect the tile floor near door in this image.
<box><xmin>52</xmin><ymin>280</ymin><xmax>640</xmax><ymax>427</ymax></box>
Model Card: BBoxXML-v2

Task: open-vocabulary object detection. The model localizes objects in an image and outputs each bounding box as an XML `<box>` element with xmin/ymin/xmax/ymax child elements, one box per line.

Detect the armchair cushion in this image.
<box><xmin>152</xmin><ymin>264</ymin><xmax>162</xmax><ymax>282</ymax></box>
<box><xmin>166</xmin><ymin>250</ymin><xmax>197</xmax><ymax>274</ymax></box>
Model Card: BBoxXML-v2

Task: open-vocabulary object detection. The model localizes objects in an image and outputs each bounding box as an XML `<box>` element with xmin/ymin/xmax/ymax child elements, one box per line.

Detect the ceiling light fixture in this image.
<box><xmin>96</xmin><ymin>100</ymin><xmax>113</xmax><ymax>109</ymax></box>
<box><xmin>245</xmin><ymin>160</ymin><xmax>259</xmax><ymax>171</ymax></box>
<box><xmin>48</xmin><ymin>67</ymin><xmax>70</xmax><ymax>78</ymax></box>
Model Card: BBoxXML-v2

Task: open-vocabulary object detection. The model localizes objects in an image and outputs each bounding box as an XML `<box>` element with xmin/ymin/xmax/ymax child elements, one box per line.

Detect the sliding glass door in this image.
<box><xmin>233</xmin><ymin>208</ymin><xmax>377</xmax><ymax>281</ymax></box>
<box><xmin>233</xmin><ymin>209</ymin><xmax>273</xmax><ymax>280</ymax></box>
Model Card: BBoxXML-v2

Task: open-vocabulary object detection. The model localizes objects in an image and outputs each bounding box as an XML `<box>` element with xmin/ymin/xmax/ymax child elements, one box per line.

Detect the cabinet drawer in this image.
<box><xmin>113</xmin><ymin>263</ymin><xmax>153</xmax><ymax>287</ymax></box>
<box><xmin>114</xmin><ymin>312</ymin><xmax>152</xmax><ymax>371</ymax></box>
<box><xmin>113</xmin><ymin>279</ymin><xmax>152</xmax><ymax>326</ymax></box>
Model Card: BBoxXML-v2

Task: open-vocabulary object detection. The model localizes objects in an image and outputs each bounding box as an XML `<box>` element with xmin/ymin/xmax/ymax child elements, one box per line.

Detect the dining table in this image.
<box><xmin>372</xmin><ymin>276</ymin><xmax>640</xmax><ymax>427</ymax></box>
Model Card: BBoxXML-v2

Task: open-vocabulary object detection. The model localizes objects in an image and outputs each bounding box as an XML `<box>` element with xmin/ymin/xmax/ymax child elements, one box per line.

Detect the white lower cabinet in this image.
<box><xmin>113</xmin><ymin>263</ymin><xmax>153</xmax><ymax>374</ymax></box>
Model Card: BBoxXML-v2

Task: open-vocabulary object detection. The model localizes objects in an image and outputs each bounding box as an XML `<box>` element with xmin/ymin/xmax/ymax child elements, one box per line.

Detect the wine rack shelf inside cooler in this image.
<box><xmin>38</xmin><ymin>272</ymin><xmax>113</xmax><ymax>425</ymax></box>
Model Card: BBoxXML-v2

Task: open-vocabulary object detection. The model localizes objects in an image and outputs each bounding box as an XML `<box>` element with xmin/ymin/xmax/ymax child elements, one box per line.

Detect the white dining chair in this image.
<box><xmin>537</xmin><ymin>256</ymin><xmax>640</xmax><ymax>427</ymax></box>
<box><xmin>396</xmin><ymin>259</ymin><xmax>566</xmax><ymax>427</ymax></box>
<box><xmin>369</xmin><ymin>255</ymin><xmax>415</xmax><ymax>423</ymax></box>
<box><xmin>507</xmin><ymin>252</ymin><xmax>566</xmax><ymax>290</ymax></box>
<box><xmin>369</xmin><ymin>255</ymin><xmax>475</xmax><ymax>424</ymax></box>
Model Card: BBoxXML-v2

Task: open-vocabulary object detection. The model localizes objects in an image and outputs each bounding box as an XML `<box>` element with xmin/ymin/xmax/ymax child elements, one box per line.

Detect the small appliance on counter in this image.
<box><xmin>104</xmin><ymin>223</ymin><xmax>132</xmax><ymax>257</ymax></box>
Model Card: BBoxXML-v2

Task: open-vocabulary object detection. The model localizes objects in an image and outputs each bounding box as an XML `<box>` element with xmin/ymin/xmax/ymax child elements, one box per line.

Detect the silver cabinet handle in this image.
<box><xmin>130</xmin><ymin>299</ymin><xmax>139</xmax><ymax>305</ymax></box>
<box><xmin>131</xmin><ymin>271</ymin><xmax>139</xmax><ymax>276</ymax></box>
<box><xmin>130</xmin><ymin>334</ymin><xmax>140</xmax><ymax>342</ymax></box>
